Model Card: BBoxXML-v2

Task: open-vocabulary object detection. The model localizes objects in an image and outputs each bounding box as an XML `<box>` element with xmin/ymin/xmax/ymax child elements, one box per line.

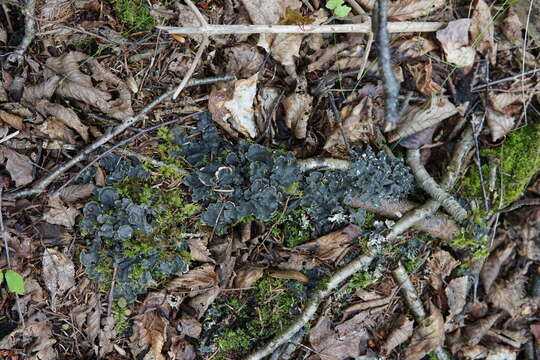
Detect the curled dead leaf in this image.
<box><xmin>480</xmin><ymin>241</ymin><xmax>515</xmax><ymax>293</ymax></box>
<box><xmin>268</xmin><ymin>268</ymin><xmax>309</xmax><ymax>283</ymax></box>
<box><xmin>405</xmin><ymin>303</ymin><xmax>445</xmax><ymax>360</ymax></box>
<box><xmin>294</xmin><ymin>224</ymin><xmax>360</xmax><ymax>263</ymax></box>
<box><xmin>59</xmin><ymin>184</ymin><xmax>95</xmax><ymax>202</ymax></box>
<box><xmin>2</xmin><ymin>148</ymin><xmax>34</xmax><ymax>187</ymax></box>
<box><xmin>445</xmin><ymin>276</ymin><xmax>470</xmax><ymax>322</ymax></box>
<box><xmin>42</xmin><ymin>248</ymin><xmax>75</xmax><ymax>307</ymax></box>
<box><xmin>381</xmin><ymin>316</ymin><xmax>414</xmax><ymax>355</ymax></box>
<box><xmin>283</xmin><ymin>93</ymin><xmax>312</xmax><ymax>139</ymax></box>
<box><xmin>43</xmin><ymin>197</ymin><xmax>80</xmax><ymax>228</ymax></box>
<box><xmin>234</xmin><ymin>266</ymin><xmax>264</xmax><ymax>288</ymax></box>
<box><xmin>166</xmin><ymin>264</ymin><xmax>217</xmax><ymax>296</ymax></box>
<box><xmin>427</xmin><ymin>250</ymin><xmax>460</xmax><ymax>290</ymax></box>
<box><xmin>470</xmin><ymin>0</ymin><xmax>496</xmax><ymax>64</ymax></box>
<box><xmin>436</xmin><ymin>19</ymin><xmax>475</xmax><ymax>69</ymax></box>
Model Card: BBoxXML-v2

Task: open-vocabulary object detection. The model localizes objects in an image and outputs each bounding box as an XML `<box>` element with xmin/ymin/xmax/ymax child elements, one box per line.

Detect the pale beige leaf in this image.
<box><xmin>270</xmin><ymin>33</ymin><xmax>304</xmax><ymax>68</ymax></box>
<box><xmin>470</xmin><ymin>0</ymin><xmax>496</xmax><ymax>64</ymax></box>
<box><xmin>388</xmin><ymin>0</ymin><xmax>445</xmax><ymax>21</ymax></box>
<box><xmin>445</xmin><ymin>276</ymin><xmax>470</xmax><ymax>321</ymax></box>
<box><xmin>381</xmin><ymin>316</ymin><xmax>414</xmax><ymax>355</ymax></box>
<box><xmin>43</xmin><ymin>196</ymin><xmax>79</xmax><ymax>228</ymax></box>
<box><xmin>405</xmin><ymin>303</ymin><xmax>445</xmax><ymax>360</ymax></box>
<box><xmin>131</xmin><ymin>312</ymin><xmax>166</xmax><ymax>360</ymax></box>
<box><xmin>283</xmin><ymin>93</ymin><xmax>312</xmax><ymax>139</ymax></box>
<box><xmin>224</xmin><ymin>73</ymin><xmax>259</xmax><ymax>138</ymax></box>
<box><xmin>187</xmin><ymin>237</ymin><xmax>214</xmax><ymax>263</ymax></box>
<box><xmin>464</xmin><ymin>312</ymin><xmax>501</xmax><ymax>346</ymax></box>
<box><xmin>38</xmin><ymin>118</ymin><xmax>76</xmax><ymax>144</ymax></box>
<box><xmin>485</xmin><ymin>107</ymin><xmax>514</xmax><ymax>142</ymax></box>
<box><xmin>268</xmin><ymin>269</ymin><xmax>309</xmax><ymax>283</ymax></box>
<box><xmin>59</xmin><ymin>184</ymin><xmax>95</xmax><ymax>202</ymax></box>
<box><xmin>35</xmin><ymin>100</ymin><xmax>89</xmax><ymax>141</ymax></box>
<box><xmin>239</xmin><ymin>0</ymin><xmax>301</xmax><ymax>24</ymax></box>
<box><xmin>480</xmin><ymin>241</ymin><xmax>515</xmax><ymax>293</ymax></box>
<box><xmin>3</xmin><ymin>149</ymin><xmax>33</xmax><ymax>186</ymax></box>
<box><xmin>168</xmin><ymin>336</ymin><xmax>197</xmax><ymax>360</ymax></box>
<box><xmin>42</xmin><ymin>248</ymin><xmax>75</xmax><ymax>306</ymax></box>
<box><xmin>166</xmin><ymin>264</ymin><xmax>217</xmax><ymax>295</ymax></box>
<box><xmin>234</xmin><ymin>266</ymin><xmax>264</xmax><ymax>288</ymax></box>
<box><xmin>396</xmin><ymin>37</ymin><xmax>438</xmax><ymax>58</ymax></box>
<box><xmin>0</xmin><ymin>110</ymin><xmax>23</xmax><ymax>130</ymax></box>
<box><xmin>426</xmin><ymin>251</ymin><xmax>460</xmax><ymax>290</ymax></box>
<box><xmin>436</xmin><ymin>19</ymin><xmax>475</xmax><ymax>68</ymax></box>
<box><xmin>224</xmin><ymin>44</ymin><xmax>264</xmax><ymax>78</ymax></box>
<box><xmin>294</xmin><ymin>224</ymin><xmax>360</xmax><ymax>263</ymax></box>
<box><xmin>502</xmin><ymin>10</ymin><xmax>523</xmax><ymax>46</ymax></box>
<box><xmin>389</xmin><ymin>96</ymin><xmax>458</xmax><ymax>143</ymax></box>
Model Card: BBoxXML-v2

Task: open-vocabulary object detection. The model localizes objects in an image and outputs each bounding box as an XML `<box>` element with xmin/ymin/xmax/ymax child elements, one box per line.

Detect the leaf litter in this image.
<box><xmin>1</xmin><ymin>0</ymin><xmax>540</xmax><ymax>358</ymax></box>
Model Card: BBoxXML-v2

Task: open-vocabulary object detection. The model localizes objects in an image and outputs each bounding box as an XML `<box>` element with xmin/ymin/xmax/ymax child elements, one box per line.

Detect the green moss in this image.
<box><xmin>347</xmin><ymin>271</ymin><xmax>375</xmax><ymax>290</ymax></box>
<box><xmin>109</xmin><ymin>0</ymin><xmax>156</xmax><ymax>32</ymax></box>
<box><xmin>461</xmin><ymin>121</ymin><xmax>540</xmax><ymax>208</ymax></box>
<box><xmin>205</xmin><ymin>277</ymin><xmax>306</xmax><ymax>359</ymax></box>
<box><xmin>113</xmin><ymin>298</ymin><xmax>132</xmax><ymax>334</ymax></box>
<box><xmin>404</xmin><ymin>257</ymin><xmax>423</xmax><ymax>273</ymax></box>
<box><xmin>265</xmin><ymin>206</ymin><xmax>311</xmax><ymax>248</ymax></box>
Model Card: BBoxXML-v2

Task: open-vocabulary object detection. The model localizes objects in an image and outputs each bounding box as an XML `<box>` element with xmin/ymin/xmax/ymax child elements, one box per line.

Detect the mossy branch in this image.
<box><xmin>406</xmin><ymin>149</ymin><xmax>468</xmax><ymax>222</ymax></box>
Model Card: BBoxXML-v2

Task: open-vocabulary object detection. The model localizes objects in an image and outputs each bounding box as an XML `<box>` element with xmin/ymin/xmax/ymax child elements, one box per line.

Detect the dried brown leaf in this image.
<box><xmin>35</xmin><ymin>99</ymin><xmax>89</xmax><ymax>141</ymax></box>
<box><xmin>178</xmin><ymin>313</ymin><xmax>202</xmax><ymax>339</ymax></box>
<box><xmin>480</xmin><ymin>241</ymin><xmax>515</xmax><ymax>293</ymax></box>
<box><xmin>324</xmin><ymin>99</ymin><xmax>373</xmax><ymax>153</ymax></box>
<box><xmin>501</xmin><ymin>10</ymin><xmax>523</xmax><ymax>46</ymax></box>
<box><xmin>485</xmin><ymin>106</ymin><xmax>514</xmax><ymax>142</ymax></box>
<box><xmin>187</xmin><ymin>236</ymin><xmax>214</xmax><ymax>263</ymax></box>
<box><xmin>389</xmin><ymin>96</ymin><xmax>458</xmax><ymax>143</ymax></box>
<box><xmin>268</xmin><ymin>269</ymin><xmax>309</xmax><ymax>283</ymax></box>
<box><xmin>488</xmin><ymin>271</ymin><xmax>526</xmax><ymax>317</ymax></box>
<box><xmin>168</xmin><ymin>336</ymin><xmax>197</xmax><ymax>360</ymax></box>
<box><xmin>436</xmin><ymin>19</ymin><xmax>475</xmax><ymax>68</ymax></box>
<box><xmin>131</xmin><ymin>311</ymin><xmax>166</xmax><ymax>360</ymax></box>
<box><xmin>3</xmin><ymin>148</ymin><xmax>33</xmax><ymax>186</ymax></box>
<box><xmin>396</xmin><ymin>37</ymin><xmax>438</xmax><ymax>58</ymax></box>
<box><xmin>407</xmin><ymin>61</ymin><xmax>443</xmax><ymax>96</ymax></box>
<box><xmin>99</xmin><ymin>315</ymin><xmax>115</xmax><ymax>357</ymax></box>
<box><xmin>388</xmin><ymin>0</ymin><xmax>445</xmax><ymax>21</ymax></box>
<box><xmin>43</xmin><ymin>196</ymin><xmax>79</xmax><ymax>228</ymax></box>
<box><xmin>188</xmin><ymin>287</ymin><xmax>220</xmax><ymax>319</ymax></box>
<box><xmin>294</xmin><ymin>224</ymin><xmax>360</xmax><ymax>263</ymax></box>
<box><xmin>405</xmin><ymin>303</ymin><xmax>445</xmax><ymax>360</ymax></box>
<box><xmin>38</xmin><ymin>118</ymin><xmax>77</xmax><ymax>144</ymax></box>
<box><xmin>427</xmin><ymin>250</ymin><xmax>460</xmax><ymax>290</ymax></box>
<box><xmin>0</xmin><ymin>312</ymin><xmax>57</xmax><ymax>359</ymax></box>
<box><xmin>309</xmin><ymin>313</ymin><xmax>369</xmax><ymax>360</ymax></box>
<box><xmin>0</xmin><ymin>110</ymin><xmax>23</xmax><ymax>130</ymax></box>
<box><xmin>308</xmin><ymin>42</ymin><xmax>350</xmax><ymax>72</ymax></box>
<box><xmin>59</xmin><ymin>184</ymin><xmax>96</xmax><ymax>203</ymax></box>
<box><xmin>234</xmin><ymin>266</ymin><xmax>264</xmax><ymax>288</ymax></box>
<box><xmin>166</xmin><ymin>264</ymin><xmax>217</xmax><ymax>295</ymax></box>
<box><xmin>224</xmin><ymin>44</ymin><xmax>264</xmax><ymax>78</ymax></box>
<box><xmin>42</xmin><ymin>248</ymin><xmax>75</xmax><ymax>307</ymax></box>
<box><xmin>464</xmin><ymin>312</ymin><xmax>501</xmax><ymax>346</ymax></box>
<box><xmin>445</xmin><ymin>276</ymin><xmax>470</xmax><ymax>322</ymax></box>
<box><xmin>470</xmin><ymin>0</ymin><xmax>496</xmax><ymax>64</ymax></box>
<box><xmin>283</xmin><ymin>92</ymin><xmax>312</xmax><ymax>139</ymax></box>
<box><xmin>381</xmin><ymin>316</ymin><xmax>414</xmax><ymax>355</ymax></box>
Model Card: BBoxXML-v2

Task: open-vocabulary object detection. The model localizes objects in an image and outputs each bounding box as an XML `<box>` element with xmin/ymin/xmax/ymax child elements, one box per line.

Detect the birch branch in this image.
<box><xmin>6</xmin><ymin>0</ymin><xmax>36</xmax><ymax>69</ymax></box>
<box><xmin>157</xmin><ymin>22</ymin><xmax>444</xmax><ymax>36</ymax></box>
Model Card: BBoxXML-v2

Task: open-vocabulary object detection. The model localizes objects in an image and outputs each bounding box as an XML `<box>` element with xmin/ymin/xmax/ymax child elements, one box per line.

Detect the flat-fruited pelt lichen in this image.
<box><xmin>80</xmin><ymin>155</ymin><xmax>192</xmax><ymax>303</ymax></box>
<box><xmin>172</xmin><ymin>113</ymin><xmax>415</xmax><ymax>236</ymax></box>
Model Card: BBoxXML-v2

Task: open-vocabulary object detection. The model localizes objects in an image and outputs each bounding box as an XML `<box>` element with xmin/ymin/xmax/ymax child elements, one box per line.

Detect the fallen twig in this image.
<box><xmin>392</xmin><ymin>263</ymin><xmax>450</xmax><ymax>360</ymax></box>
<box><xmin>245</xmin><ymin>253</ymin><xmax>375</xmax><ymax>360</ymax></box>
<box><xmin>158</xmin><ymin>22</ymin><xmax>445</xmax><ymax>36</ymax></box>
<box><xmin>406</xmin><ymin>149</ymin><xmax>468</xmax><ymax>223</ymax></box>
<box><xmin>5</xmin><ymin>0</ymin><xmax>36</xmax><ymax>69</ymax></box>
<box><xmin>2</xmin><ymin>76</ymin><xmax>233</xmax><ymax>201</ymax></box>
<box><xmin>373</xmin><ymin>0</ymin><xmax>401</xmax><ymax>131</ymax></box>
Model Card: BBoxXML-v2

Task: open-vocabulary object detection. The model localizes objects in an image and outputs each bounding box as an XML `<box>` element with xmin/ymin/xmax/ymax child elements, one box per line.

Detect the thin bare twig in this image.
<box><xmin>245</xmin><ymin>253</ymin><xmax>375</xmax><ymax>360</ymax></box>
<box><xmin>392</xmin><ymin>263</ymin><xmax>450</xmax><ymax>360</ymax></box>
<box><xmin>471</xmin><ymin>118</ymin><xmax>489</xmax><ymax>211</ymax></box>
<box><xmin>328</xmin><ymin>92</ymin><xmax>352</xmax><ymax>155</ymax></box>
<box><xmin>373</xmin><ymin>0</ymin><xmax>401</xmax><ymax>131</ymax></box>
<box><xmin>157</xmin><ymin>22</ymin><xmax>445</xmax><ymax>36</ymax></box>
<box><xmin>2</xmin><ymin>76</ymin><xmax>233</xmax><ymax>201</ymax></box>
<box><xmin>472</xmin><ymin>68</ymin><xmax>540</xmax><ymax>91</ymax></box>
<box><xmin>406</xmin><ymin>149</ymin><xmax>468</xmax><ymax>223</ymax></box>
<box><xmin>5</xmin><ymin>0</ymin><xmax>36</xmax><ymax>69</ymax></box>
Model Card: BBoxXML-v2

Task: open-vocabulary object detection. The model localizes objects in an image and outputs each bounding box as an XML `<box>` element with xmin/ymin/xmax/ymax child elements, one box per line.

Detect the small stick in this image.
<box><xmin>2</xmin><ymin>75</ymin><xmax>233</xmax><ymax>201</ymax></box>
<box><xmin>373</xmin><ymin>0</ymin><xmax>401</xmax><ymax>131</ymax></box>
<box><xmin>5</xmin><ymin>0</ymin><xmax>36</xmax><ymax>69</ymax></box>
<box><xmin>245</xmin><ymin>253</ymin><xmax>375</xmax><ymax>360</ymax></box>
<box><xmin>472</xmin><ymin>68</ymin><xmax>540</xmax><ymax>91</ymax></box>
<box><xmin>106</xmin><ymin>265</ymin><xmax>118</xmax><ymax>318</ymax></box>
<box><xmin>157</xmin><ymin>22</ymin><xmax>445</xmax><ymax>36</ymax></box>
<box><xmin>392</xmin><ymin>263</ymin><xmax>450</xmax><ymax>360</ymax></box>
<box><xmin>328</xmin><ymin>92</ymin><xmax>352</xmax><ymax>155</ymax></box>
<box><xmin>471</xmin><ymin>118</ymin><xmax>489</xmax><ymax>211</ymax></box>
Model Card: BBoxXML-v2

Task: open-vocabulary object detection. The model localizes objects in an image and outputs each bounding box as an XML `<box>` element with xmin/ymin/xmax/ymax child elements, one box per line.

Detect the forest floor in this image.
<box><xmin>0</xmin><ymin>0</ymin><xmax>540</xmax><ymax>359</ymax></box>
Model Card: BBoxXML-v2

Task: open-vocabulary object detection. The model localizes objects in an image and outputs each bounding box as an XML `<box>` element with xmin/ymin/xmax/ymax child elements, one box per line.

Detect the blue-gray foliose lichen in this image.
<box><xmin>173</xmin><ymin>113</ymin><xmax>415</xmax><ymax>235</ymax></box>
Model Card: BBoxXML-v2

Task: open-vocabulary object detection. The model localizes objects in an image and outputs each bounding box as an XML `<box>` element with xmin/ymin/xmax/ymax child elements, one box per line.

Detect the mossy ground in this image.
<box><xmin>460</xmin><ymin>121</ymin><xmax>540</xmax><ymax>209</ymax></box>
<box><xmin>108</xmin><ymin>0</ymin><xmax>156</xmax><ymax>32</ymax></box>
<box><xmin>202</xmin><ymin>277</ymin><xmax>306</xmax><ymax>359</ymax></box>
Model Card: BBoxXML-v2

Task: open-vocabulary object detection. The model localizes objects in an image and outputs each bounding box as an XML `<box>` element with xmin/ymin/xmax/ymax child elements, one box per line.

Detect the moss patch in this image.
<box><xmin>461</xmin><ymin>121</ymin><xmax>540</xmax><ymax>208</ymax></box>
<box><xmin>109</xmin><ymin>0</ymin><xmax>156</xmax><ymax>32</ymax></box>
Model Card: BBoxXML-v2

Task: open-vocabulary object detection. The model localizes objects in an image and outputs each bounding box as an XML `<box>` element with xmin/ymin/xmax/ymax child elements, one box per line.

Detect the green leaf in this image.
<box><xmin>325</xmin><ymin>0</ymin><xmax>344</xmax><ymax>10</ymax></box>
<box><xmin>5</xmin><ymin>270</ymin><xmax>25</xmax><ymax>295</ymax></box>
<box><xmin>334</xmin><ymin>4</ymin><xmax>352</xmax><ymax>17</ymax></box>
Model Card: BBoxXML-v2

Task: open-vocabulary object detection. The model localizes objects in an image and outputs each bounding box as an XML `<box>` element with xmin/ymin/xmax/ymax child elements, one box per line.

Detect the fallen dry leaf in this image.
<box><xmin>396</xmin><ymin>36</ymin><xmax>438</xmax><ymax>58</ymax></box>
<box><xmin>470</xmin><ymin>0</ymin><xmax>496</xmax><ymax>64</ymax></box>
<box><xmin>131</xmin><ymin>311</ymin><xmax>167</xmax><ymax>360</ymax></box>
<box><xmin>480</xmin><ymin>241</ymin><xmax>515</xmax><ymax>293</ymax></box>
<box><xmin>407</xmin><ymin>61</ymin><xmax>443</xmax><ymax>96</ymax></box>
<box><xmin>388</xmin><ymin>0</ymin><xmax>446</xmax><ymax>21</ymax></box>
<box><xmin>178</xmin><ymin>313</ymin><xmax>202</xmax><ymax>339</ymax></box>
<box><xmin>405</xmin><ymin>303</ymin><xmax>445</xmax><ymax>360</ymax></box>
<box><xmin>389</xmin><ymin>96</ymin><xmax>458</xmax><ymax>143</ymax></box>
<box><xmin>224</xmin><ymin>44</ymin><xmax>265</xmax><ymax>78</ymax></box>
<box><xmin>488</xmin><ymin>271</ymin><xmax>526</xmax><ymax>317</ymax></box>
<box><xmin>436</xmin><ymin>19</ymin><xmax>475</xmax><ymax>68</ymax></box>
<box><xmin>309</xmin><ymin>313</ymin><xmax>369</xmax><ymax>360</ymax></box>
<box><xmin>485</xmin><ymin>107</ymin><xmax>515</xmax><ymax>142</ymax></box>
<box><xmin>445</xmin><ymin>276</ymin><xmax>470</xmax><ymax>322</ymax></box>
<box><xmin>59</xmin><ymin>183</ymin><xmax>95</xmax><ymax>203</ymax></box>
<box><xmin>188</xmin><ymin>286</ymin><xmax>220</xmax><ymax>319</ymax></box>
<box><xmin>223</xmin><ymin>73</ymin><xmax>259</xmax><ymax>138</ymax></box>
<box><xmin>234</xmin><ymin>266</ymin><xmax>264</xmax><ymax>288</ymax></box>
<box><xmin>186</xmin><ymin>236</ymin><xmax>214</xmax><ymax>263</ymax></box>
<box><xmin>166</xmin><ymin>264</ymin><xmax>217</xmax><ymax>296</ymax></box>
<box><xmin>501</xmin><ymin>10</ymin><xmax>523</xmax><ymax>46</ymax></box>
<box><xmin>381</xmin><ymin>316</ymin><xmax>414</xmax><ymax>355</ymax></box>
<box><xmin>42</xmin><ymin>248</ymin><xmax>75</xmax><ymax>308</ymax></box>
<box><xmin>43</xmin><ymin>197</ymin><xmax>79</xmax><ymax>228</ymax></box>
<box><xmin>268</xmin><ymin>268</ymin><xmax>309</xmax><ymax>283</ymax></box>
<box><xmin>427</xmin><ymin>250</ymin><xmax>460</xmax><ymax>290</ymax></box>
<box><xmin>463</xmin><ymin>312</ymin><xmax>502</xmax><ymax>346</ymax></box>
<box><xmin>0</xmin><ymin>109</ymin><xmax>23</xmax><ymax>130</ymax></box>
<box><xmin>168</xmin><ymin>336</ymin><xmax>197</xmax><ymax>360</ymax></box>
<box><xmin>2</xmin><ymin>148</ymin><xmax>34</xmax><ymax>187</ymax></box>
<box><xmin>38</xmin><ymin>118</ymin><xmax>77</xmax><ymax>144</ymax></box>
<box><xmin>283</xmin><ymin>92</ymin><xmax>312</xmax><ymax>139</ymax></box>
<box><xmin>294</xmin><ymin>224</ymin><xmax>360</xmax><ymax>263</ymax></box>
